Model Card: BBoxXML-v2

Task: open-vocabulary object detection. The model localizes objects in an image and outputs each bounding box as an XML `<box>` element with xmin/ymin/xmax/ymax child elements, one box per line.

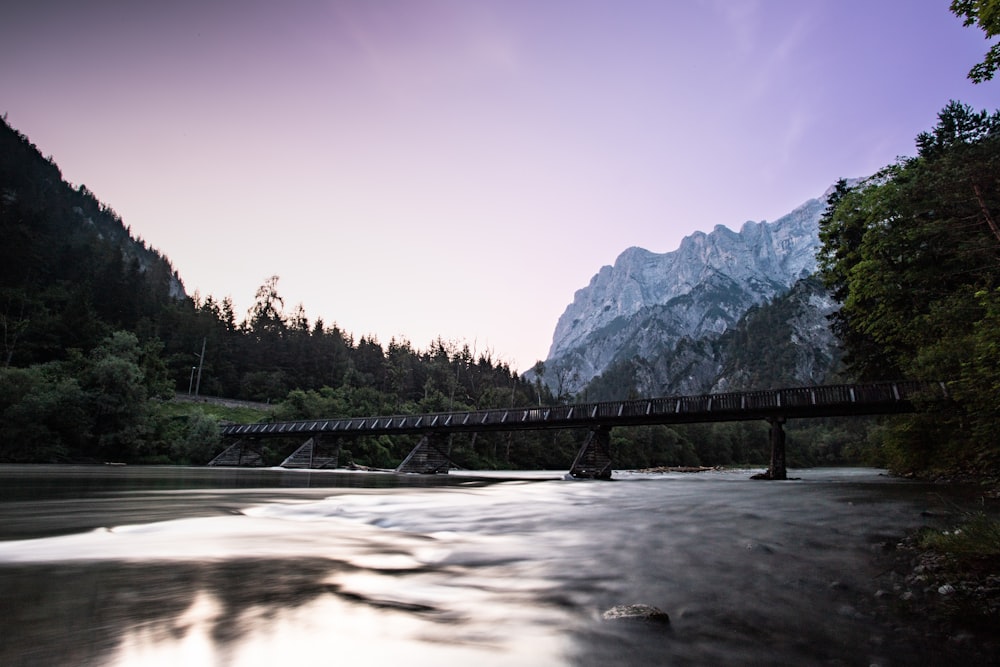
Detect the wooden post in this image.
<box><xmin>768</xmin><ymin>417</ymin><xmax>787</xmax><ymax>480</ymax></box>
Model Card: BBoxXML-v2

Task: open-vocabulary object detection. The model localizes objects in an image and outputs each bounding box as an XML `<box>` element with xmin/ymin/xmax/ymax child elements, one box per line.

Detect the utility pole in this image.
<box><xmin>194</xmin><ymin>338</ymin><xmax>206</xmax><ymax>397</ymax></box>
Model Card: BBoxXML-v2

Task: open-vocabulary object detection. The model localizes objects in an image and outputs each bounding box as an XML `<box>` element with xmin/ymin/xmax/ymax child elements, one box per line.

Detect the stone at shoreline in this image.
<box><xmin>869</xmin><ymin>524</ymin><xmax>1000</xmax><ymax>662</ymax></box>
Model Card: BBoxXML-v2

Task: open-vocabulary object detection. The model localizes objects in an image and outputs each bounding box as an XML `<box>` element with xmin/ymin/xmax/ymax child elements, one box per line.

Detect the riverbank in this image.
<box><xmin>868</xmin><ymin>508</ymin><xmax>1000</xmax><ymax>664</ymax></box>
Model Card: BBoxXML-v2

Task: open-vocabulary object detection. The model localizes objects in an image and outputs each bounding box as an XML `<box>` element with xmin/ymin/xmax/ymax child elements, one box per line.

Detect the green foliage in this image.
<box><xmin>958</xmin><ymin>289</ymin><xmax>1000</xmax><ymax>449</ymax></box>
<box><xmin>818</xmin><ymin>101</ymin><xmax>1000</xmax><ymax>476</ymax></box>
<box><xmin>0</xmin><ymin>363</ymin><xmax>89</xmax><ymax>461</ymax></box>
<box><xmin>247</xmin><ymin>274</ymin><xmax>286</xmax><ymax>337</ymax></box>
<box><xmin>145</xmin><ymin>410</ymin><xmax>222</xmax><ymax>465</ymax></box>
<box><xmin>0</xmin><ymin>331</ymin><xmax>178</xmax><ymax>463</ymax></box>
<box><xmin>612</xmin><ymin>425</ymin><xmax>701</xmax><ymax>468</ymax></box>
<box><xmin>918</xmin><ymin>512</ymin><xmax>1000</xmax><ymax>557</ymax></box>
<box><xmin>80</xmin><ymin>332</ymin><xmax>157</xmax><ymax>460</ymax></box>
<box><xmin>951</xmin><ymin>0</ymin><xmax>1000</xmax><ymax>83</ymax></box>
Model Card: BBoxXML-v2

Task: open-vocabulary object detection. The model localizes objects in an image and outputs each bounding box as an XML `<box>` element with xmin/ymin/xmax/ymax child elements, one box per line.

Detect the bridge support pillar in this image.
<box><xmin>207</xmin><ymin>439</ymin><xmax>264</xmax><ymax>467</ymax></box>
<box><xmin>280</xmin><ymin>436</ymin><xmax>340</xmax><ymax>469</ymax></box>
<box><xmin>767</xmin><ymin>417</ymin><xmax>787</xmax><ymax>480</ymax></box>
<box><xmin>396</xmin><ymin>434</ymin><xmax>454</xmax><ymax>474</ymax></box>
<box><xmin>569</xmin><ymin>426</ymin><xmax>613</xmax><ymax>479</ymax></box>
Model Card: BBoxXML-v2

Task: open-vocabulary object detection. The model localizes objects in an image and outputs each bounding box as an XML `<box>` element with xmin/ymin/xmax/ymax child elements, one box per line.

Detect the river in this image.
<box><xmin>0</xmin><ymin>465</ymin><xmax>987</xmax><ymax>666</ymax></box>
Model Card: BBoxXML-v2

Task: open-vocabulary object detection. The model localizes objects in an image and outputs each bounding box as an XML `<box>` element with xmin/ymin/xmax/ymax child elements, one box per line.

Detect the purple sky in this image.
<box><xmin>2</xmin><ymin>1</ymin><xmax>996</xmax><ymax>371</ymax></box>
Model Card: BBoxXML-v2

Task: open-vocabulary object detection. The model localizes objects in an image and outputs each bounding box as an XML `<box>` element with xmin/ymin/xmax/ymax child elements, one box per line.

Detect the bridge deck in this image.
<box><xmin>221</xmin><ymin>381</ymin><xmax>947</xmax><ymax>439</ymax></box>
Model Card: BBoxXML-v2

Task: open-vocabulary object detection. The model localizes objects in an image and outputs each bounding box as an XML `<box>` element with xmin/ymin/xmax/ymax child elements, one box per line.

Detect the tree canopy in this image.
<box><xmin>952</xmin><ymin>0</ymin><xmax>1000</xmax><ymax>83</ymax></box>
<box><xmin>818</xmin><ymin>101</ymin><xmax>1000</xmax><ymax>474</ymax></box>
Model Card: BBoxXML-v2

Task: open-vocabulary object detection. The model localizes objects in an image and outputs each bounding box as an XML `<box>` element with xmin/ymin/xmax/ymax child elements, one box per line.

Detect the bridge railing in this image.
<box><xmin>811</xmin><ymin>385</ymin><xmax>851</xmax><ymax>404</ymax></box>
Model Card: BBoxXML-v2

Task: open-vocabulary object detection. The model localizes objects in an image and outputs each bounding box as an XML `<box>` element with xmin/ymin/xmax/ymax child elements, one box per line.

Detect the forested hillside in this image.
<box><xmin>0</xmin><ymin>117</ymin><xmax>184</xmax><ymax>366</ymax></box>
<box><xmin>0</xmin><ymin>118</ymin><xmax>542</xmax><ymax>465</ymax></box>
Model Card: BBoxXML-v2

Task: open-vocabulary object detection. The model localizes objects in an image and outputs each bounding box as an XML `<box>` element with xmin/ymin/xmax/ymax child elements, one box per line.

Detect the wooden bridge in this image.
<box><xmin>212</xmin><ymin>381</ymin><xmax>949</xmax><ymax>480</ymax></box>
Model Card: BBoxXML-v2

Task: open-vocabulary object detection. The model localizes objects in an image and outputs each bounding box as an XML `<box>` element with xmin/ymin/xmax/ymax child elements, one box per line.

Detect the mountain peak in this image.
<box><xmin>541</xmin><ymin>189</ymin><xmax>832</xmax><ymax>395</ymax></box>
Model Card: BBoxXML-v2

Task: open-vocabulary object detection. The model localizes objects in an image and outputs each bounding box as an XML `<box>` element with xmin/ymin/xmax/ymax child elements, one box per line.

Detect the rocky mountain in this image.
<box><xmin>536</xmin><ymin>188</ymin><xmax>841</xmax><ymax>398</ymax></box>
<box><xmin>580</xmin><ymin>276</ymin><xmax>841</xmax><ymax>400</ymax></box>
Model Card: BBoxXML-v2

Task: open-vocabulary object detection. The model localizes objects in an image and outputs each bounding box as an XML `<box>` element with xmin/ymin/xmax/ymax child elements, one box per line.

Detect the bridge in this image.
<box><xmin>211</xmin><ymin>381</ymin><xmax>949</xmax><ymax>480</ymax></box>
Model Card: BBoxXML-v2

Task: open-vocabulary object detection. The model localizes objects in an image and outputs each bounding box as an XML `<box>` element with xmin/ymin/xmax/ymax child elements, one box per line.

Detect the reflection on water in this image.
<box><xmin>0</xmin><ymin>465</ymin><xmax>986</xmax><ymax>665</ymax></box>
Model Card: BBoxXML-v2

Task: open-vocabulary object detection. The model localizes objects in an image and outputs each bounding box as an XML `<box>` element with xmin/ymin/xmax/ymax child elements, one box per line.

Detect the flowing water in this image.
<box><xmin>0</xmin><ymin>465</ymin><xmax>986</xmax><ymax>666</ymax></box>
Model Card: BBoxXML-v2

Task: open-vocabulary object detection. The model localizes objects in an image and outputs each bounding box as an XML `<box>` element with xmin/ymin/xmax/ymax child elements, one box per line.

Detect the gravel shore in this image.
<box><xmin>866</xmin><ymin>520</ymin><xmax>1000</xmax><ymax>664</ymax></box>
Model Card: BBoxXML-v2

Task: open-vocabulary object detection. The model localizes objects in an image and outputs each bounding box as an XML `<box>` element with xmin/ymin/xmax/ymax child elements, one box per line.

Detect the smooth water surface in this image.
<box><xmin>0</xmin><ymin>465</ymin><xmax>982</xmax><ymax>665</ymax></box>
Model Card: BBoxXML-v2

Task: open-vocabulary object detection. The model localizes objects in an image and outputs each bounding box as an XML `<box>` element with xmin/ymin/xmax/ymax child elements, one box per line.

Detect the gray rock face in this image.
<box><xmin>540</xmin><ymin>193</ymin><xmax>830</xmax><ymax>396</ymax></box>
<box><xmin>561</xmin><ymin>275</ymin><xmax>840</xmax><ymax>400</ymax></box>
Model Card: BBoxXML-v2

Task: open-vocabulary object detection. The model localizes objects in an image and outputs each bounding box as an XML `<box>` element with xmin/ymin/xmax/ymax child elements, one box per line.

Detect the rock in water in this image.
<box><xmin>601</xmin><ymin>604</ymin><xmax>670</xmax><ymax>624</ymax></box>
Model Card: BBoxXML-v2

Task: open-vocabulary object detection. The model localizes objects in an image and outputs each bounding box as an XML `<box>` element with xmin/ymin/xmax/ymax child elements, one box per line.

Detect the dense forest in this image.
<box><xmin>819</xmin><ymin>101</ymin><xmax>1000</xmax><ymax>478</ymax></box>
<box><xmin>2</xmin><ymin>94</ymin><xmax>998</xmax><ymax>477</ymax></box>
